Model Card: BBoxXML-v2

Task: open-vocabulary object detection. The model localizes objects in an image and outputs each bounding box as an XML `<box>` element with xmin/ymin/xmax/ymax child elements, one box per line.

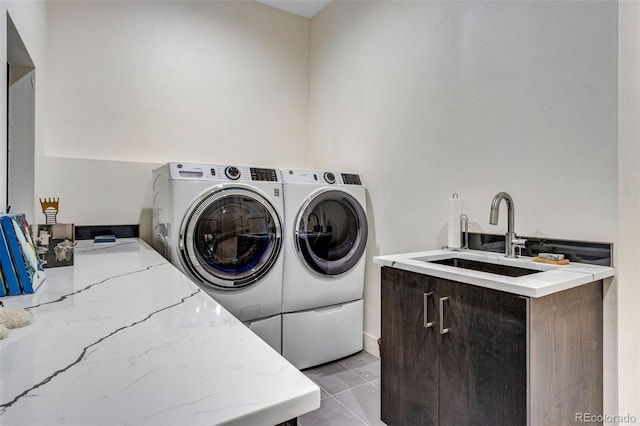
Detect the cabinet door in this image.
<box><xmin>381</xmin><ymin>267</ymin><xmax>438</xmax><ymax>426</ymax></box>
<box><xmin>437</xmin><ymin>278</ymin><xmax>527</xmax><ymax>426</ymax></box>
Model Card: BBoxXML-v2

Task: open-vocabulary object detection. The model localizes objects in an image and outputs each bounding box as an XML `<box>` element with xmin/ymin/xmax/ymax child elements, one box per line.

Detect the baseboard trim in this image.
<box><xmin>363</xmin><ymin>331</ymin><xmax>380</xmax><ymax>359</ymax></box>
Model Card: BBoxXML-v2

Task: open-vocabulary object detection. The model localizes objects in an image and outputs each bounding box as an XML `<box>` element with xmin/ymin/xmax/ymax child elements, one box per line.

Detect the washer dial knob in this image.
<box><xmin>323</xmin><ymin>172</ymin><xmax>336</xmax><ymax>184</ymax></box>
<box><xmin>225</xmin><ymin>166</ymin><xmax>241</xmax><ymax>180</ymax></box>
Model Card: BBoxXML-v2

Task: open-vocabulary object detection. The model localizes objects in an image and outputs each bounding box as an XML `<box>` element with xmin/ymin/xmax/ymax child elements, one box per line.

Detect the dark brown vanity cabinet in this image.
<box><xmin>381</xmin><ymin>266</ymin><xmax>603</xmax><ymax>426</ymax></box>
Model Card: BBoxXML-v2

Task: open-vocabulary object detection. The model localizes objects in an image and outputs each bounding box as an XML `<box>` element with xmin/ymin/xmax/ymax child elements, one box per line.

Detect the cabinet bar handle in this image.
<box><xmin>423</xmin><ymin>292</ymin><xmax>433</xmax><ymax>328</ymax></box>
<box><xmin>439</xmin><ymin>296</ymin><xmax>449</xmax><ymax>334</ymax></box>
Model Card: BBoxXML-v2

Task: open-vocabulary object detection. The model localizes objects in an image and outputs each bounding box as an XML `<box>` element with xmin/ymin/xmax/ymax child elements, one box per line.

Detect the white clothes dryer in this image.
<box><xmin>152</xmin><ymin>162</ymin><xmax>284</xmax><ymax>352</ymax></box>
<box><xmin>280</xmin><ymin>168</ymin><xmax>368</xmax><ymax>369</ymax></box>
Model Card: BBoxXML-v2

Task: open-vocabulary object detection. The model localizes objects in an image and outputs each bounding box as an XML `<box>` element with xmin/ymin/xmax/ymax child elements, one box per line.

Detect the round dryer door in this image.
<box><xmin>180</xmin><ymin>185</ymin><xmax>282</xmax><ymax>290</ymax></box>
<box><xmin>294</xmin><ymin>188</ymin><xmax>368</xmax><ymax>276</ymax></box>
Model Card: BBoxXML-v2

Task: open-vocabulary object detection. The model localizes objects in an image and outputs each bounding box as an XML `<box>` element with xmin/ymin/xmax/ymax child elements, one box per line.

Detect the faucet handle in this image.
<box><xmin>512</xmin><ymin>238</ymin><xmax>527</xmax><ymax>247</ymax></box>
<box><xmin>512</xmin><ymin>238</ymin><xmax>527</xmax><ymax>257</ymax></box>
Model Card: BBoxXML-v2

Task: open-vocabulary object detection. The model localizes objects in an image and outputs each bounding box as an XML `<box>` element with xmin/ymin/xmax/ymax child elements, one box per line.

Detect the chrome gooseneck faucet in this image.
<box><xmin>489</xmin><ymin>192</ymin><xmax>525</xmax><ymax>258</ymax></box>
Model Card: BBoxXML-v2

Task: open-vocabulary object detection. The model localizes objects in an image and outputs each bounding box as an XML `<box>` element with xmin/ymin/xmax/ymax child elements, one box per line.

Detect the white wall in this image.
<box><xmin>618</xmin><ymin>0</ymin><xmax>640</xmax><ymax>420</ymax></box>
<box><xmin>44</xmin><ymin>0</ymin><xmax>310</xmax><ymax>235</ymax></box>
<box><xmin>310</xmin><ymin>0</ymin><xmax>620</xmax><ymax>409</ymax></box>
<box><xmin>37</xmin><ymin>157</ymin><xmax>160</xmax><ymax>242</ymax></box>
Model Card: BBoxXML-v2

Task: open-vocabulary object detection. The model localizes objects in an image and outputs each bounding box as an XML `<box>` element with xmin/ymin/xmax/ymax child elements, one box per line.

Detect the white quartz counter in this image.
<box><xmin>0</xmin><ymin>239</ymin><xmax>320</xmax><ymax>426</ymax></box>
<box><xmin>373</xmin><ymin>249</ymin><xmax>614</xmax><ymax>298</ymax></box>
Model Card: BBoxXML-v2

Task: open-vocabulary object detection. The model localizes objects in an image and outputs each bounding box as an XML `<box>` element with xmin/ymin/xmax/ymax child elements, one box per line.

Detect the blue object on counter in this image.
<box><xmin>0</xmin><ymin>215</ymin><xmax>34</xmax><ymax>294</ymax></box>
<box><xmin>94</xmin><ymin>235</ymin><xmax>116</xmax><ymax>243</ymax></box>
<box><xmin>0</xmin><ymin>219</ymin><xmax>20</xmax><ymax>295</ymax></box>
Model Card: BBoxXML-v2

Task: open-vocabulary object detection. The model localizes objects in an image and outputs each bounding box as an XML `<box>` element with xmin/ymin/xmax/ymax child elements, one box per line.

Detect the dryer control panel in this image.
<box><xmin>282</xmin><ymin>169</ymin><xmax>363</xmax><ymax>186</ymax></box>
<box><xmin>341</xmin><ymin>173</ymin><xmax>362</xmax><ymax>185</ymax></box>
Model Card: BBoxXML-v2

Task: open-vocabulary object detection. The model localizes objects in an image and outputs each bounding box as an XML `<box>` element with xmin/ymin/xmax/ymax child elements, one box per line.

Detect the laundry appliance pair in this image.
<box><xmin>152</xmin><ymin>162</ymin><xmax>368</xmax><ymax>369</ymax></box>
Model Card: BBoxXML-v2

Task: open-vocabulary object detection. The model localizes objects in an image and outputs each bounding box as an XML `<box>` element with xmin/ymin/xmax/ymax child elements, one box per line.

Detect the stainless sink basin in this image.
<box><xmin>427</xmin><ymin>257</ymin><xmax>541</xmax><ymax>277</ymax></box>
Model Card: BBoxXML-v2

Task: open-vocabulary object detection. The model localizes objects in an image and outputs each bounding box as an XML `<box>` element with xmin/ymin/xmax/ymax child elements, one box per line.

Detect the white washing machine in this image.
<box><xmin>280</xmin><ymin>168</ymin><xmax>368</xmax><ymax>369</ymax></box>
<box><xmin>152</xmin><ymin>162</ymin><xmax>284</xmax><ymax>352</ymax></box>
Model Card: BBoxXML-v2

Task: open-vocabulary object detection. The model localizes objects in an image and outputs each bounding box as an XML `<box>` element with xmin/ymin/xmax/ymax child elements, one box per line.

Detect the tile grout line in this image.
<box><xmin>331</xmin><ymin>381</ymin><xmax>370</xmax><ymax>398</ymax></box>
<box><xmin>302</xmin><ymin>355</ymin><xmax>381</xmax><ymax>425</ymax></box>
<box><xmin>332</xmin><ymin>357</ymin><xmax>381</xmax><ymax>425</ymax></box>
<box><xmin>306</xmin><ymin>354</ymin><xmax>380</xmax><ymax>398</ymax></box>
<box><xmin>327</xmin><ymin>395</ymin><xmax>370</xmax><ymax>426</ymax></box>
<box><xmin>338</xmin><ymin>359</ymin><xmax>380</xmax><ymax>388</ymax></box>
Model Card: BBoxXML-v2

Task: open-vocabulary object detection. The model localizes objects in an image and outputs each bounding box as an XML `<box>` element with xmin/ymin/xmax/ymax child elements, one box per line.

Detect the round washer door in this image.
<box><xmin>294</xmin><ymin>188</ymin><xmax>368</xmax><ymax>276</ymax></box>
<box><xmin>180</xmin><ymin>184</ymin><xmax>282</xmax><ymax>290</ymax></box>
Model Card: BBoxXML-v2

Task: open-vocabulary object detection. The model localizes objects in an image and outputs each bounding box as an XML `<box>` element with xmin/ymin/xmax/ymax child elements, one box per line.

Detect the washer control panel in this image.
<box><xmin>169</xmin><ymin>162</ymin><xmax>281</xmax><ymax>182</ymax></box>
<box><xmin>250</xmin><ymin>168</ymin><xmax>278</xmax><ymax>182</ymax></box>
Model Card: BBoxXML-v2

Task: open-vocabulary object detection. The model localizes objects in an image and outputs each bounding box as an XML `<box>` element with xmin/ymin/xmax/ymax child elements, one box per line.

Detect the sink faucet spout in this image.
<box><xmin>489</xmin><ymin>192</ymin><xmax>519</xmax><ymax>257</ymax></box>
<box><xmin>489</xmin><ymin>192</ymin><xmax>514</xmax><ymax>229</ymax></box>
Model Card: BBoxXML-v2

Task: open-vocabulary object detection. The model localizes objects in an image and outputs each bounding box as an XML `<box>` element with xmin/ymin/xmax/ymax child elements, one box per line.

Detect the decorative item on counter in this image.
<box><xmin>538</xmin><ymin>253</ymin><xmax>564</xmax><ymax>261</ymax></box>
<box><xmin>14</xmin><ymin>216</ymin><xmax>46</xmax><ymax>290</ymax></box>
<box><xmin>0</xmin><ymin>214</ymin><xmax>46</xmax><ymax>296</ymax></box>
<box><xmin>31</xmin><ymin>223</ymin><xmax>75</xmax><ymax>268</ymax></box>
<box><xmin>0</xmin><ymin>300</ymin><xmax>33</xmax><ymax>339</ymax></box>
<box><xmin>533</xmin><ymin>254</ymin><xmax>570</xmax><ymax>265</ymax></box>
<box><xmin>33</xmin><ymin>197</ymin><xmax>75</xmax><ymax>269</ymax></box>
<box><xmin>446</xmin><ymin>193</ymin><xmax>461</xmax><ymax>250</ymax></box>
<box><xmin>39</xmin><ymin>197</ymin><xmax>59</xmax><ymax>224</ymax></box>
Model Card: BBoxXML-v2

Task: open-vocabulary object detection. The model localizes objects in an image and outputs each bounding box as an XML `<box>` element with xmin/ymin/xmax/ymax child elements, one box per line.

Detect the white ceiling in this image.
<box><xmin>256</xmin><ymin>0</ymin><xmax>332</xmax><ymax>19</ymax></box>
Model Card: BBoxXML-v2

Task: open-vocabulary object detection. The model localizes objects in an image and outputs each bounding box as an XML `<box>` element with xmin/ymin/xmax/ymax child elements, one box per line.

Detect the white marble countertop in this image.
<box><xmin>0</xmin><ymin>239</ymin><xmax>320</xmax><ymax>426</ymax></box>
<box><xmin>373</xmin><ymin>249</ymin><xmax>615</xmax><ymax>298</ymax></box>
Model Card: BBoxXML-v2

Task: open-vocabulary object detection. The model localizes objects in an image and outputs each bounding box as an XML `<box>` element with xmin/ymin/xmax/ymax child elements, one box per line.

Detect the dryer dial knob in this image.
<box><xmin>324</xmin><ymin>172</ymin><xmax>336</xmax><ymax>184</ymax></box>
<box><xmin>225</xmin><ymin>166</ymin><xmax>241</xmax><ymax>180</ymax></box>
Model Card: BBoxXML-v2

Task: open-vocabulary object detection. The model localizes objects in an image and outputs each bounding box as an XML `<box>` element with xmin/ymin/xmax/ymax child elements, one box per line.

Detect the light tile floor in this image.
<box><xmin>299</xmin><ymin>351</ymin><xmax>385</xmax><ymax>426</ymax></box>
